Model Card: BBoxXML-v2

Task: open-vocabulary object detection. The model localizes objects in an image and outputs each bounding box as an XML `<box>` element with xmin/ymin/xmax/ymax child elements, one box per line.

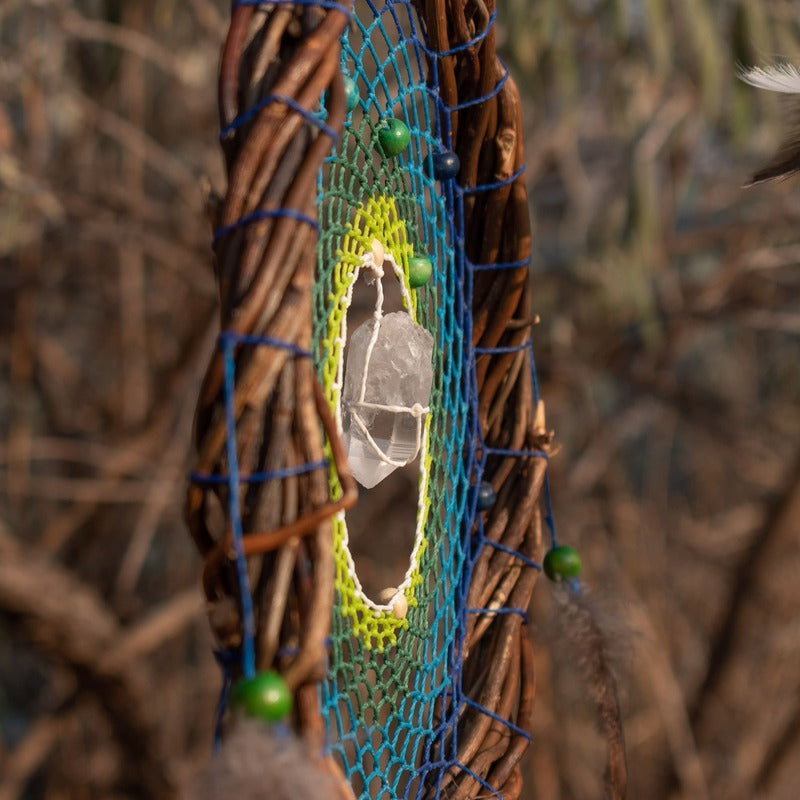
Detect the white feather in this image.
<box><xmin>739</xmin><ymin>64</ymin><xmax>800</xmax><ymax>94</ymax></box>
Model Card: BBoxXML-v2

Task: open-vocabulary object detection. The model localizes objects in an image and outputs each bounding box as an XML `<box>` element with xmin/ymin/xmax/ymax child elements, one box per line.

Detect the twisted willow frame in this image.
<box><xmin>186</xmin><ymin>1</ymin><xmax>549</xmax><ymax>797</ymax></box>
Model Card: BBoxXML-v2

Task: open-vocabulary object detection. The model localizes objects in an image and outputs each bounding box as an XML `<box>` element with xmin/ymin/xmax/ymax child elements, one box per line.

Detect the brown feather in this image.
<box><xmin>748</xmin><ymin>138</ymin><xmax>800</xmax><ymax>184</ymax></box>
<box><xmin>554</xmin><ymin>588</ymin><xmax>628</xmax><ymax>800</ymax></box>
<box><xmin>184</xmin><ymin>720</ymin><xmax>341</xmax><ymax>800</ymax></box>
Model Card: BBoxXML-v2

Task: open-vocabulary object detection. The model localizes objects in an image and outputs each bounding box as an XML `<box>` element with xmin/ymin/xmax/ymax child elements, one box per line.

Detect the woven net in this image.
<box><xmin>314</xmin><ymin>4</ymin><xmax>469</xmax><ymax>797</ymax></box>
<box><xmin>187</xmin><ymin>1</ymin><xmax>549</xmax><ymax>798</ymax></box>
<box><xmin>316</xmin><ymin>3</ymin><xmax>548</xmax><ymax>795</ymax></box>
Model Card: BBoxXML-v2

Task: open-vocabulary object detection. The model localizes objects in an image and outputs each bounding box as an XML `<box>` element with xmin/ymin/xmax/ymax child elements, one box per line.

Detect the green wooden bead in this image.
<box><xmin>378</xmin><ymin>118</ymin><xmax>411</xmax><ymax>157</ymax></box>
<box><xmin>543</xmin><ymin>545</ymin><xmax>582</xmax><ymax>581</ymax></box>
<box><xmin>232</xmin><ymin>670</ymin><xmax>292</xmax><ymax>722</ymax></box>
<box><xmin>408</xmin><ymin>255</ymin><xmax>433</xmax><ymax>288</ymax></box>
<box><xmin>344</xmin><ymin>76</ymin><xmax>359</xmax><ymax>113</ymax></box>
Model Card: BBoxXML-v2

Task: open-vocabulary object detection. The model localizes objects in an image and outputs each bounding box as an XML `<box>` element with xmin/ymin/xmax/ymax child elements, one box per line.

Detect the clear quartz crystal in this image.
<box><xmin>342</xmin><ymin>311</ymin><xmax>434</xmax><ymax>489</ymax></box>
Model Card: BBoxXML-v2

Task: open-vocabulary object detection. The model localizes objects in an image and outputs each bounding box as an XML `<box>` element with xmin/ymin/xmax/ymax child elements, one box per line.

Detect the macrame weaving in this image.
<box><xmin>187</xmin><ymin>1</ymin><xmax>551</xmax><ymax>798</ymax></box>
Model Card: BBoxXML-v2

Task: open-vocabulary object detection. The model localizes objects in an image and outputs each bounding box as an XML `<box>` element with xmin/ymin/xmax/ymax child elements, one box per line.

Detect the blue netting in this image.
<box><xmin>310</xmin><ymin>2</ymin><xmax>553</xmax><ymax>798</ymax></box>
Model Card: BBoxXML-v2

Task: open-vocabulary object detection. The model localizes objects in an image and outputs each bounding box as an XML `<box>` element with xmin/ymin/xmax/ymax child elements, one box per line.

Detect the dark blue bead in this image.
<box><xmin>476</xmin><ymin>481</ymin><xmax>496</xmax><ymax>511</ymax></box>
<box><xmin>432</xmin><ymin>151</ymin><xmax>460</xmax><ymax>181</ymax></box>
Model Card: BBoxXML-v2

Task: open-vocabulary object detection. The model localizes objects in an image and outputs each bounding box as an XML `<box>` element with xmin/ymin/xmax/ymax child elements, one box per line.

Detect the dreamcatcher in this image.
<box><xmin>186</xmin><ymin>1</ymin><xmax>579</xmax><ymax>797</ymax></box>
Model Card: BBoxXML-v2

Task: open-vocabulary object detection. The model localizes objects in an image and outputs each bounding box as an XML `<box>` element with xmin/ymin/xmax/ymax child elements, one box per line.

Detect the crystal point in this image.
<box><xmin>342</xmin><ymin>311</ymin><xmax>433</xmax><ymax>488</ymax></box>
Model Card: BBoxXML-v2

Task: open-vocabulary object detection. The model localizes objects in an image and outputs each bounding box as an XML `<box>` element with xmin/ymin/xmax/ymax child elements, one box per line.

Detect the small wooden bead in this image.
<box><xmin>231</xmin><ymin>670</ymin><xmax>292</xmax><ymax>722</ymax></box>
<box><xmin>432</xmin><ymin>151</ymin><xmax>460</xmax><ymax>181</ymax></box>
<box><xmin>543</xmin><ymin>545</ymin><xmax>582</xmax><ymax>581</ymax></box>
<box><xmin>391</xmin><ymin>593</ymin><xmax>408</xmax><ymax>620</ymax></box>
<box><xmin>370</xmin><ymin>238</ymin><xmax>385</xmax><ymax>267</ymax></box>
<box><xmin>378</xmin><ymin>118</ymin><xmax>411</xmax><ymax>157</ymax></box>
<box><xmin>476</xmin><ymin>481</ymin><xmax>496</xmax><ymax>511</ymax></box>
<box><xmin>408</xmin><ymin>255</ymin><xmax>433</xmax><ymax>288</ymax></box>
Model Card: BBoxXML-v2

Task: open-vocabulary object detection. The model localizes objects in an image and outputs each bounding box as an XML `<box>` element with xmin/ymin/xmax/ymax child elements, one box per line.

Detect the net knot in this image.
<box><xmin>409</xmin><ymin>402</ymin><xmax>426</xmax><ymax>418</ymax></box>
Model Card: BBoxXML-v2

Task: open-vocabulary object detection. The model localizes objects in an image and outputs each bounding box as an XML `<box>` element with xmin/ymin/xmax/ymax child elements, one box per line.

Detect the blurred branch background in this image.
<box><xmin>1</xmin><ymin>0</ymin><xmax>799</xmax><ymax>798</ymax></box>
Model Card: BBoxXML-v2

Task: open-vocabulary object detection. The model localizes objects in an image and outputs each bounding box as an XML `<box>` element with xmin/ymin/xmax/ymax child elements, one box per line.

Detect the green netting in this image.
<box><xmin>313</xmin><ymin>2</ymin><xmax>470</xmax><ymax>797</ymax></box>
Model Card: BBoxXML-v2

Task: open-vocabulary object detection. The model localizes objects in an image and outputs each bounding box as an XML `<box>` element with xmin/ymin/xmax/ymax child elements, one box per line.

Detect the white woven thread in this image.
<box><xmin>340</xmin><ymin>239</ymin><xmax>428</xmax><ymax>467</ymax></box>
<box><xmin>332</xmin><ymin>239</ymin><xmax>432</xmax><ymax>614</ymax></box>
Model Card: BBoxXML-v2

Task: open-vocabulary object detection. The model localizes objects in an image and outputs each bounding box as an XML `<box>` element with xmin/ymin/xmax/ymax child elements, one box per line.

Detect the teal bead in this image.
<box><xmin>378</xmin><ymin>118</ymin><xmax>411</xmax><ymax>157</ymax></box>
<box><xmin>344</xmin><ymin>76</ymin><xmax>359</xmax><ymax>113</ymax></box>
<box><xmin>231</xmin><ymin>670</ymin><xmax>292</xmax><ymax>722</ymax></box>
<box><xmin>543</xmin><ymin>545</ymin><xmax>582</xmax><ymax>582</ymax></box>
<box><xmin>408</xmin><ymin>255</ymin><xmax>433</xmax><ymax>288</ymax></box>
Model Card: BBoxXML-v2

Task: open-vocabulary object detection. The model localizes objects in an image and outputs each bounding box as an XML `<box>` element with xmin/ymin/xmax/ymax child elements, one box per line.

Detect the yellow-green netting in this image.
<box><xmin>322</xmin><ymin>195</ymin><xmax>430</xmax><ymax>650</ymax></box>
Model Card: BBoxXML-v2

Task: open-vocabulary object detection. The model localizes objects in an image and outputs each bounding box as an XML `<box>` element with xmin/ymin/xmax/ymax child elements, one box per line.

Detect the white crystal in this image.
<box><xmin>342</xmin><ymin>311</ymin><xmax>434</xmax><ymax>489</ymax></box>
